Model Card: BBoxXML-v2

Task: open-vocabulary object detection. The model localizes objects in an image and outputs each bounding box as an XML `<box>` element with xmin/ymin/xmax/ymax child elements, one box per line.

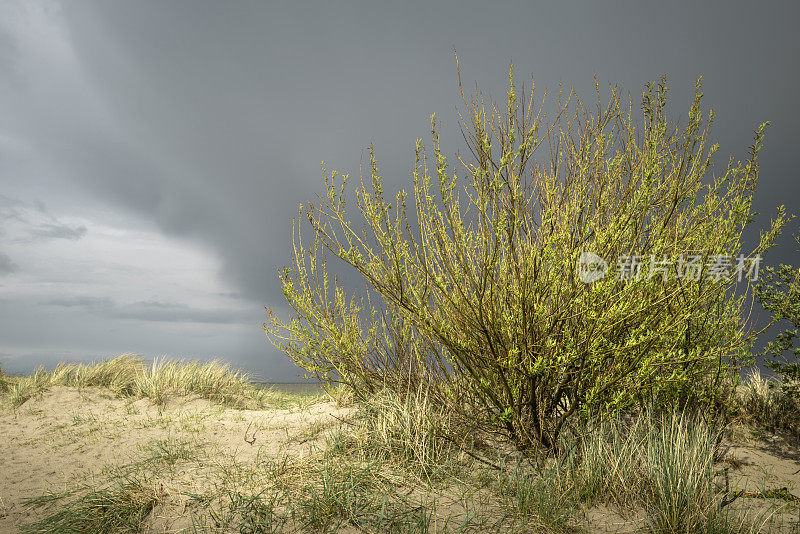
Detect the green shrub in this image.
<box><xmin>753</xmin><ymin>228</ymin><xmax>800</xmax><ymax>398</ymax></box>
<box><xmin>266</xmin><ymin>57</ymin><xmax>787</xmax><ymax>455</ymax></box>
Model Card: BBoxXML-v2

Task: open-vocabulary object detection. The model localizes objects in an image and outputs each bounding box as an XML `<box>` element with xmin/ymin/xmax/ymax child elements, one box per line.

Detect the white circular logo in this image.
<box><xmin>576</xmin><ymin>252</ymin><xmax>608</xmax><ymax>283</ymax></box>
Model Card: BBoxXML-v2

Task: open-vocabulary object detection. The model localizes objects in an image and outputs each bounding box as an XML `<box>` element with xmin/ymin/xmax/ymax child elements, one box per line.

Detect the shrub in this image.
<box><xmin>265</xmin><ymin>56</ymin><xmax>787</xmax><ymax>455</ymax></box>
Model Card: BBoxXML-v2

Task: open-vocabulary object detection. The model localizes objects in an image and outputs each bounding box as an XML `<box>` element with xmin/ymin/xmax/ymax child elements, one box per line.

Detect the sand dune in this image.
<box><xmin>1</xmin><ymin>385</ymin><xmax>799</xmax><ymax>532</ymax></box>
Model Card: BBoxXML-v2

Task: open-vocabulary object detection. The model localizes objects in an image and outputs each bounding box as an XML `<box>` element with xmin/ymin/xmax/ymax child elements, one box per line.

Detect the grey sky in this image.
<box><xmin>1</xmin><ymin>1</ymin><xmax>798</xmax><ymax>380</ymax></box>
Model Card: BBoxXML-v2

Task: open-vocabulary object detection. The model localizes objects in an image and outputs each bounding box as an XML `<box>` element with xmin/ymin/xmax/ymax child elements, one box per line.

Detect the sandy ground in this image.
<box><xmin>1</xmin><ymin>387</ymin><xmax>799</xmax><ymax>532</ymax></box>
<box><xmin>0</xmin><ymin>386</ymin><xmax>350</xmax><ymax>532</ymax></box>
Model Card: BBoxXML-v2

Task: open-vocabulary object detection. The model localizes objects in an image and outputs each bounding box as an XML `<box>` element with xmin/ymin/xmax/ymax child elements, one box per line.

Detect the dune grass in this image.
<box><xmin>736</xmin><ymin>368</ymin><xmax>800</xmax><ymax>435</ymax></box>
<box><xmin>8</xmin><ymin>361</ymin><xmax>798</xmax><ymax>532</ymax></box>
<box><xmin>325</xmin><ymin>387</ymin><xmax>463</xmax><ymax>479</ymax></box>
<box><xmin>487</xmin><ymin>404</ymin><xmax>778</xmax><ymax>533</ymax></box>
<box><xmin>284</xmin><ymin>387</ymin><xmax>784</xmax><ymax>532</ymax></box>
<box><xmin>1</xmin><ymin>354</ymin><xmax>277</xmax><ymax>409</ymax></box>
<box><xmin>0</xmin><ymin>363</ymin><xmax>9</xmax><ymax>393</ymax></box>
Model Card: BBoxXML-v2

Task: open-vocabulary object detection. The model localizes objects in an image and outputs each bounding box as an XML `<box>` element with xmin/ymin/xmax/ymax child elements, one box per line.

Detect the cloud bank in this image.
<box><xmin>0</xmin><ymin>1</ymin><xmax>797</xmax><ymax>378</ymax></box>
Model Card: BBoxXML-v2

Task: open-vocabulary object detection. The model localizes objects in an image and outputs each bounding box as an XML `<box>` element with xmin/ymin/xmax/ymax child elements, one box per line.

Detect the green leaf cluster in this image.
<box><xmin>754</xmin><ymin>229</ymin><xmax>800</xmax><ymax>397</ymax></box>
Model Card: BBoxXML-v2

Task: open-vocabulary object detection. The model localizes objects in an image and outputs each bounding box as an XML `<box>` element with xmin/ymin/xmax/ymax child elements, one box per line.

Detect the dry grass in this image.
<box><xmin>2</xmin><ymin>354</ymin><xmax>272</xmax><ymax>409</ymax></box>
<box><xmin>327</xmin><ymin>387</ymin><xmax>463</xmax><ymax>478</ymax></box>
<box><xmin>736</xmin><ymin>368</ymin><xmax>800</xmax><ymax>435</ymax></box>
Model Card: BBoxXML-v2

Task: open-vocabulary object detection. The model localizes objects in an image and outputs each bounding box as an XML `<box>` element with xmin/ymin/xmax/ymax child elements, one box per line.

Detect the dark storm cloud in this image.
<box><xmin>52</xmin><ymin>1</ymin><xmax>796</xmax><ymax>298</ymax></box>
<box><xmin>1</xmin><ymin>1</ymin><xmax>798</xmax><ymax>378</ymax></box>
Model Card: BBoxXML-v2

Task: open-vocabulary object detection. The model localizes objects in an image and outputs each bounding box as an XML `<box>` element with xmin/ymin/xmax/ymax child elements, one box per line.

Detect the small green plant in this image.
<box><xmin>209</xmin><ymin>489</ymin><xmax>287</xmax><ymax>533</ymax></box>
<box><xmin>142</xmin><ymin>435</ymin><xmax>201</xmax><ymax>470</ymax></box>
<box><xmin>498</xmin><ymin>461</ymin><xmax>577</xmax><ymax>532</ymax></box>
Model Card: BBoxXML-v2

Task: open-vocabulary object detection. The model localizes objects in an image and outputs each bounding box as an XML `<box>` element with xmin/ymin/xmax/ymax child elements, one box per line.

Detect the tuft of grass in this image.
<box><xmin>737</xmin><ymin>368</ymin><xmax>800</xmax><ymax>434</ymax></box>
<box><xmin>253</xmin><ymin>384</ymin><xmax>326</xmax><ymax>410</ymax></box>
<box><xmin>140</xmin><ymin>435</ymin><xmax>203</xmax><ymax>471</ymax></box>
<box><xmin>206</xmin><ymin>489</ymin><xmax>287</xmax><ymax>533</ymax></box>
<box><xmin>291</xmin><ymin>460</ymin><xmax>432</xmax><ymax>532</ymax></box>
<box><xmin>701</xmin><ymin>506</ymin><xmax>778</xmax><ymax>534</ymax></box>
<box><xmin>558</xmin><ymin>408</ymin><xmax>778</xmax><ymax>533</ymax></box>
<box><xmin>21</xmin><ymin>476</ymin><xmax>159</xmax><ymax>534</ymax></box>
<box><xmin>134</xmin><ymin>357</ymin><xmax>266</xmax><ymax>408</ymax></box>
<box><xmin>6</xmin><ymin>365</ymin><xmax>53</xmax><ymax>407</ymax></box>
<box><xmin>3</xmin><ymin>354</ymin><xmax>146</xmax><ymax>407</ymax></box>
<box><xmin>193</xmin><ymin>453</ymin><xmax>434</xmax><ymax>533</ymax></box>
<box><xmin>561</xmin><ymin>414</ymin><xmax>644</xmax><ymax>508</ymax></box>
<box><xmin>498</xmin><ymin>460</ymin><xmax>577</xmax><ymax>533</ymax></box>
<box><xmin>326</xmin><ymin>387</ymin><xmax>463</xmax><ymax>479</ymax></box>
<box><xmin>638</xmin><ymin>410</ymin><xmax>718</xmax><ymax>532</ymax></box>
<box><xmin>52</xmin><ymin>355</ymin><xmax>143</xmax><ymax>395</ymax></box>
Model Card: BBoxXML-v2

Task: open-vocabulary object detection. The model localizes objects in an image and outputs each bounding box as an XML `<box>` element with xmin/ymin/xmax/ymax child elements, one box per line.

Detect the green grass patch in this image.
<box><xmin>21</xmin><ymin>477</ymin><xmax>159</xmax><ymax>534</ymax></box>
